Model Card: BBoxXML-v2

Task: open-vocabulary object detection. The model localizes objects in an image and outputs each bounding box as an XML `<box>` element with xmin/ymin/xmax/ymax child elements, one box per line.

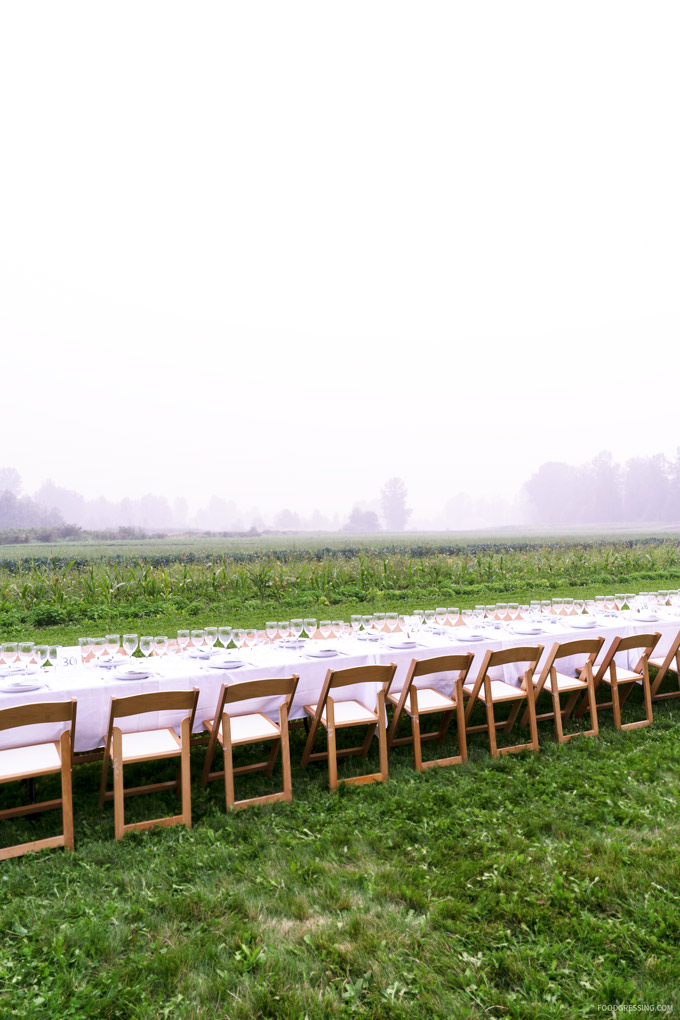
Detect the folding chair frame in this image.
<box><xmin>463</xmin><ymin>645</ymin><xmax>543</xmax><ymax>757</ymax></box>
<box><xmin>99</xmin><ymin>689</ymin><xmax>198</xmax><ymax>840</ymax></box>
<box><xmin>301</xmin><ymin>663</ymin><xmax>397</xmax><ymax>790</ymax></box>
<box><xmin>0</xmin><ymin>699</ymin><xmax>77</xmax><ymax>860</ymax></box>
<box><xmin>201</xmin><ymin>675</ymin><xmax>299</xmax><ymax>811</ymax></box>
<box><xmin>574</xmin><ymin>633</ymin><xmax>659</xmax><ymax>731</ymax></box>
<box><xmin>386</xmin><ymin>653</ymin><xmax>473</xmax><ymax>771</ymax></box>
<box><xmin>520</xmin><ymin>637</ymin><xmax>603</xmax><ymax>744</ymax></box>
<box><xmin>648</xmin><ymin>628</ymin><xmax>680</xmax><ymax>703</ymax></box>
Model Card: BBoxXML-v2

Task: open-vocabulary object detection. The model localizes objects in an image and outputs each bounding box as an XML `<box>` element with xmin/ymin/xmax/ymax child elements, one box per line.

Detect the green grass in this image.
<box><xmin>2</xmin><ymin>686</ymin><xmax>680</xmax><ymax>1018</ymax></box>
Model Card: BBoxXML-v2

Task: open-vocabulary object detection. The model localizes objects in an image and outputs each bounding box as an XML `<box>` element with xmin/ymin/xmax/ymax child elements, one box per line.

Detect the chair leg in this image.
<box><xmin>281</xmin><ymin>718</ymin><xmax>292</xmax><ymax>803</ymax></box>
<box><xmin>264</xmin><ymin>739</ymin><xmax>281</xmax><ymax>776</ymax></box>
<box><xmin>611</xmin><ymin>678</ymin><xmax>622</xmax><ymax>729</ymax></box>
<box><xmin>223</xmin><ymin>715</ymin><xmax>235</xmax><ymax>810</ymax></box>
<box><xmin>642</xmin><ymin>668</ymin><xmax>653</xmax><ymax>726</ymax></box>
<box><xmin>60</xmin><ymin>731</ymin><xmax>74</xmax><ymax>851</ymax></box>
<box><xmin>377</xmin><ymin>690</ymin><xmax>388</xmax><ymax>782</ymax></box>
<box><xmin>411</xmin><ymin>713</ymin><xmax>423</xmax><ymax>772</ymax></box>
<box><xmin>327</xmin><ymin>700</ymin><xmax>338</xmax><ymax>791</ymax></box>
<box><xmin>484</xmin><ymin>692</ymin><xmax>498</xmax><ymax>758</ymax></box>
<box><xmin>552</xmin><ymin>689</ymin><xmax>565</xmax><ymax>743</ymax></box>
<box><xmin>180</xmin><ymin>718</ymin><xmax>192</xmax><ymax>828</ymax></box>
<box><xmin>456</xmin><ymin>693</ymin><xmax>468</xmax><ymax>764</ymax></box>
<box><xmin>526</xmin><ymin>681</ymin><xmax>539</xmax><ymax>752</ymax></box>
<box><xmin>112</xmin><ymin>729</ymin><xmax>125</xmax><ymax>841</ymax></box>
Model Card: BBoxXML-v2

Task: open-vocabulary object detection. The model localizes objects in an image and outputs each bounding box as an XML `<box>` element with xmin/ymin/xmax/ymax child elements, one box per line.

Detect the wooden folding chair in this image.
<box><xmin>99</xmin><ymin>689</ymin><xmax>198</xmax><ymax>840</ymax></box>
<box><xmin>386</xmin><ymin>653</ymin><xmax>473</xmax><ymax>771</ymax></box>
<box><xmin>463</xmin><ymin>645</ymin><xmax>543</xmax><ymax>757</ymax></box>
<box><xmin>201</xmin><ymin>675</ymin><xmax>299</xmax><ymax>811</ymax></box>
<box><xmin>301</xmin><ymin>663</ymin><xmax>397</xmax><ymax>790</ymax></box>
<box><xmin>520</xmin><ymin>637</ymin><xmax>603</xmax><ymax>743</ymax></box>
<box><xmin>0</xmin><ymin>700</ymin><xmax>77</xmax><ymax>860</ymax></box>
<box><xmin>574</xmin><ymin>632</ymin><xmax>659</xmax><ymax>731</ymax></box>
<box><xmin>648</xmin><ymin>628</ymin><xmax>680</xmax><ymax>703</ymax></box>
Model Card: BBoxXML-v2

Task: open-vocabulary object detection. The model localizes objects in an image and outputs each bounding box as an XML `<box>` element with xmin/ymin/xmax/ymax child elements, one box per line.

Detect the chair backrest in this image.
<box><xmin>410</xmin><ymin>653</ymin><xmax>474</xmax><ymax>680</ymax></box>
<box><xmin>0</xmin><ymin>699</ymin><xmax>76</xmax><ymax>734</ymax></box>
<box><xmin>223</xmin><ymin>676</ymin><xmax>299</xmax><ymax>707</ymax></box>
<box><xmin>104</xmin><ymin>690</ymin><xmax>198</xmax><ymax>754</ymax></box>
<box><xmin>595</xmin><ymin>632</ymin><xmax>660</xmax><ymax>681</ymax></box>
<box><xmin>533</xmin><ymin>638</ymin><xmax>603</xmax><ymax>696</ymax></box>
<box><xmin>466</xmin><ymin>645</ymin><xmax>543</xmax><ymax>704</ymax></box>
<box><xmin>327</xmin><ymin>663</ymin><xmax>397</xmax><ymax>692</ymax></box>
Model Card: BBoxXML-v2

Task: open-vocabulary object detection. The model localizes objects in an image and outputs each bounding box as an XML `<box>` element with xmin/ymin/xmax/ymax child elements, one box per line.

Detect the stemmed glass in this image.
<box><xmin>123</xmin><ymin>633</ymin><xmax>139</xmax><ymax>661</ymax></box>
<box><xmin>218</xmin><ymin>626</ymin><xmax>233</xmax><ymax>651</ymax></box>
<box><xmin>361</xmin><ymin>615</ymin><xmax>374</xmax><ymax>639</ymax></box>
<box><xmin>204</xmin><ymin>627</ymin><xmax>217</xmax><ymax>656</ymax></box>
<box><xmin>78</xmin><ymin>637</ymin><xmax>93</xmax><ymax>665</ymax></box>
<box><xmin>2</xmin><ymin>643</ymin><xmax>18</xmax><ymax>669</ymax></box>
<box><xmin>191</xmin><ymin>629</ymin><xmax>205</xmax><ymax>655</ymax></box>
<box><xmin>233</xmin><ymin>629</ymin><xmax>246</xmax><ymax>653</ymax></box>
<box><xmin>154</xmin><ymin>636</ymin><xmax>169</xmax><ymax>659</ymax></box>
<box><xmin>92</xmin><ymin>637</ymin><xmax>107</xmax><ymax>665</ymax></box>
<box><xmin>351</xmin><ymin>615</ymin><xmax>362</xmax><ymax>637</ymax></box>
<box><xmin>265</xmin><ymin>621</ymin><xmax>278</xmax><ymax>645</ymax></box>
<box><xmin>18</xmin><ymin>641</ymin><xmax>35</xmax><ymax>668</ymax></box>
<box><xmin>304</xmin><ymin>618</ymin><xmax>317</xmax><ymax>641</ymax></box>
<box><xmin>105</xmin><ymin>634</ymin><xmax>120</xmax><ymax>659</ymax></box>
<box><xmin>508</xmin><ymin>603</ymin><xmax>519</xmax><ymax>621</ymax></box>
<box><xmin>424</xmin><ymin>610</ymin><xmax>435</xmax><ymax>629</ymax></box>
<box><xmin>277</xmin><ymin>621</ymin><xmax>290</xmax><ymax>643</ymax></box>
<box><xmin>139</xmin><ymin>636</ymin><xmax>154</xmax><ymax>659</ymax></box>
<box><xmin>177</xmin><ymin>630</ymin><xmax>190</xmax><ymax>656</ymax></box>
<box><xmin>291</xmin><ymin>619</ymin><xmax>304</xmax><ymax>647</ymax></box>
<box><xmin>319</xmin><ymin>619</ymin><xmax>332</xmax><ymax>641</ymax></box>
<box><xmin>386</xmin><ymin>613</ymin><xmax>398</xmax><ymax>633</ymax></box>
<box><xmin>332</xmin><ymin>620</ymin><xmax>344</xmax><ymax>640</ymax></box>
<box><xmin>435</xmin><ymin>608</ymin><xmax>447</xmax><ymax>631</ymax></box>
<box><xmin>34</xmin><ymin>645</ymin><xmax>49</xmax><ymax>670</ymax></box>
<box><xmin>374</xmin><ymin>613</ymin><xmax>386</xmax><ymax>633</ymax></box>
<box><xmin>447</xmin><ymin>607</ymin><xmax>460</xmax><ymax>627</ymax></box>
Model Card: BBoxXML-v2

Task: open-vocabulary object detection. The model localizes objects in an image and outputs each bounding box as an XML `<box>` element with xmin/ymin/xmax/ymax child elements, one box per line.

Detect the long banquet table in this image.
<box><xmin>1</xmin><ymin>612</ymin><xmax>678</xmax><ymax>754</ymax></box>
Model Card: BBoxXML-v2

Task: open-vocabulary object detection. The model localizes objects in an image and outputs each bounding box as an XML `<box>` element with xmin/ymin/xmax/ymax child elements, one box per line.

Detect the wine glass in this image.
<box><xmin>435</xmin><ymin>608</ymin><xmax>447</xmax><ymax>631</ymax></box>
<box><xmin>374</xmin><ymin>613</ymin><xmax>386</xmax><ymax>632</ymax></box>
<box><xmin>92</xmin><ymin>637</ymin><xmax>107</xmax><ymax>664</ymax></box>
<box><xmin>105</xmin><ymin>634</ymin><xmax>120</xmax><ymax>659</ymax></box>
<box><xmin>244</xmin><ymin>629</ymin><xmax>257</xmax><ymax>650</ymax></box>
<box><xmin>496</xmin><ymin>603</ymin><xmax>509</xmax><ymax>624</ymax></box>
<box><xmin>447</xmin><ymin>607</ymin><xmax>460</xmax><ymax>626</ymax></box>
<box><xmin>291</xmin><ymin>619</ymin><xmax>304</xmax><ymax>647</ymax></box>
<box><xmin>2</xmin><ymin>642</ymin><xmax>18</xmax><ymax>668</ymax></box>
<box><xmin>34</xmin><ymin>645</ymin><xmax>49</xmax><ymax>669</ymax></box>
<box><xmin>191</xmin><ymin>629</ymin><xmax>205</xmax><ymax>654</ymax></box>
<box><xmin>218</xmin><ymin>626</ymin><xmax>233</xmax><ymax>650</ymax></box>
<box><xmin>350</xmin><ymin>615</ymin><xmax>362</xmax><ymax>636</ymax></box>
<box><xmin>18</xmin><ymin>641</ymin><xmax>35</xmax><ymax>668</ymax></box>
<box><xmin>563</xmin><ymin>597</ymin><xmax>574</xmax><ymax>615</ymax></box>
<box><xmin>424</xmin><ymin>610</ymin><xmax>435</xmax><ymax>629</ymax></box>
<box><xmin>204</xmin><ymin>627</ymin><xmax>218</xmax><ymax>654</ymax></box>
<box><xmin>361</xmin><ymin>615</ymin><xmax>374</xmax><ymax>638</ymax></box>
<box><xmin>232</xmin><ymin>628</ymin><xmax>246</xmax><ymax>651</ymax></box>
<box><xmin>177</xmin><ymin>630</ymin><xmax>190</xmax><ymax>656</ymax></box>
<box><xmin>78</xmin><ymin>637</ymin><xmax>91</xmax><ymax>665</ymax></box>
<box><xmin>319</xmin><ymin>619</ymin><xmax>332</xmax><ymax>641</ymax></box>
<box><xmin>508</xmin><ymin>603</ymin><xmax>519</xmax><ymax>621</ymax></box>
<box><xmin>304</xmin><ymin>618</ymin><xmax>317</xmax><ymax>640</ymax></box>
<box><xmin>277</xmin><ymin>621</ymin><xmax>290</xmax><ymax>642</ymax></box>
<box><xmin>265</xmin><ymin>621</ymin><xmax>278</xmax><ymax>644</ymax></box>
<box><xmin>332</xmin><ymin>619</ymin><xmax>344</xmax><ymax>640</ymax></box>
<box><xmin>412</xmin><ymin>610</ymin><xmax>425</xmax><ymax>631</ymax></box>
<box><xmin>386</xmin><ymin>612</ymin><xmax>398</xmax><ymax>632</ymax></box>
<box><xmin>139</xmin><ymin>635</ymin><xmax>154</xmax><ymax>658</ymax></box>
<box><xmin>154</xmin><ymin>635</ymin><xmax>169</xmax><ymax>658</ymax></box>
<box><xmin>123</xmin><ymin>633</ymin><xmax>139</xmax><ymax>660</ymax></box>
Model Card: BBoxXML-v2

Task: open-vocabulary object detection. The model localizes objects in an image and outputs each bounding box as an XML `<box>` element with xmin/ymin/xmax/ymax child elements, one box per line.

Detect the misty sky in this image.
<box><xmin>1</xmin><ymin>1</ymin><xmax>678</xmax><ymax>522</ymax></box>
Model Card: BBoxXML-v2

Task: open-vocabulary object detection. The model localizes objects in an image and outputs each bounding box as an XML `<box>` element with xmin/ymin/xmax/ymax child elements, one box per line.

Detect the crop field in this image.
<box><xmin>1</xmin><ymin>532</ymin><xmax>680</xmax><ymax>1018</ymax></box>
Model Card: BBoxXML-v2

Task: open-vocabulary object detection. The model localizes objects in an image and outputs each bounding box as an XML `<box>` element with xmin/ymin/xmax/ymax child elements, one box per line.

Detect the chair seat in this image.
<box><xmin>464</xmin><ymin>680</ymin><xmax>526</xmax><ymax>703</ymax></box>
<box><xmin>600</xmin><ymin>668</ymin><xmax>642</xmax><ymax>685</ymax></box>
<box><xmin>544</xmin><ymin>671</ymin><xmax>588</xmax><ymax>693</ymax></box>
<box><xmin>649</xmin><ymin>656</ymin><xmax>675</xmax><ymax>671</ymax></box>
<box><xmin>388</xmin><ymin>687</ymin><xmax>456</xmax><ymax>713</ymax></box>
<box><xmin>0</xmin><ymin>741</ymin><xmax>61</xmax><ymax>781</ymax></box>
<box><xmin>307</xmin><ymin>700</ymin><xmax>377</xmax><ymax>726</ymax></box>
<box><xmin>219</xmin><ymin>712</ymin><xmax>280</xmax><ymax>744</ymax></box>
<box><xmin>118</xmin><ymin>728</ymin><xmax>181</xmax><ymax>762</ymax></box>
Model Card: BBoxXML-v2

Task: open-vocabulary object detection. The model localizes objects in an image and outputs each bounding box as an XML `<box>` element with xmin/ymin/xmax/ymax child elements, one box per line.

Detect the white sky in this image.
<box><xmin>1</xmin><ymin>1</ymin><xmax>679</xmax><ymax>521</ymax></box>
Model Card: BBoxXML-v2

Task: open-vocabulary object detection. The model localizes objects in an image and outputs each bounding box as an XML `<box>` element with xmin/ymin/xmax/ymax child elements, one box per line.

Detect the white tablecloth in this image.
<box><xmin>1</xmin><ymin>612</ymin><xmax>677</xmax><ymax>753</ymax></box>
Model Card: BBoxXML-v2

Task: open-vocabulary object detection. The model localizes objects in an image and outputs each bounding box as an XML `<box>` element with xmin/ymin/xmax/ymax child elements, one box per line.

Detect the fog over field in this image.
<box><xmin>1</xmin><ymin>1</ymin><xmax>678</xmax><ymax>531</ymax></box>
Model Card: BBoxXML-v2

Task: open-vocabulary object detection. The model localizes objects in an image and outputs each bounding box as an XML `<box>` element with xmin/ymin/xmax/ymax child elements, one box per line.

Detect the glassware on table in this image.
<box><xmin>34</xmin><ymin>645</ymin><xmax>49</xmax><ymax>668</ymax></box>
<box><xmin>277</xmin><ymin>621</ymin><xmax>290</xmax><ymax>642</ymax></box>
<box><xmin>350</xmin><ymin>615</ymin><xmax>362</xmax><ymax>635</ymax></box>
<box><xmin>412</xmin><ymin>610</ymin><xmax>425</xmax><ymax>631</ymax></box>
<box><xmin>177</xmin><ymin>630</ymin><xmax>190</xmax><ymax>655</ymax></box>
<box><xmin>462</xmin><ymin>608</ymin><xmax>473</xmax><ymax>627</ymax></box>
<box><xmin>374</xmin><ymin>612</ymin><xmax>386</xmax><ymax>632</ymax></box>
<box><xmin>204</xmin><ymin>627</ymin><xmax>218</xmax><ymax>653</ymax></box>
<box><xmin>92</xmin><ymin>637</ymin><xmax>107</xmax><ymax>664</ymax></box>
<box><xmin>319</xmin><ymin>619</ymin><xmax>332</xmax><ymax>640</ymax></box>
<box><xmin>123</xmin><ymin>633</ymin><xmax>139</xmax><ymax>660</ymax></box>
<box><xmin>2</xmin><ymin>642</ymin><xmax>18</xmax><ymax>667</ymax></box>
<box><xmin>540</xmin><ymin>600</ymin><xmax>551</xmax><ymax>617</ymax></box>
<box><xmin>291</xmin><ymin>619</ymin><xmax>304</xmax><ymax>646</ymax></box>
<box><xmin>529</xmin><ymin>600</ymin><xmax>541</xmax><ymax>620</ymax></box>
<box><xmin>496</xmin><ymin>603</ymin><xmax>508</xmax><ymax>623</ymax></box>
<box><xmin>551</xmin><ymin>598</ymin><xmax>564</xmax><ymax>616</ymax></box>
<box><xmin>18</xmin><ymin>641</ymin><xmax>35</xmax><ymax>667</ymax></box>
<box><xmin>154</xmin><ymin>635</ymin><xmax>169</xmax><ymax>658</ymax></box>
<box><xmin>447</xmin><ymin>607</ymin><xmax>460</xmax><ymax>626</ymax></box>
<box><xmin>614</xmin><ymin>593</ymin><xmax>625</xmax><ymax>611</ymax></box>
<box><xmin>48</xmin><ymin>644</ymin><xmax>62</xmax><ymax>671</ymax></box>
<box><xmin>190</xmin><ymin>629</ymin><xmax>205</xmax><ymax>653</ymax></box>
<box><xmin>626</xmin><ymin>594</ymin><xmax>635</xmax><ymax>612</ymax></box>
<box><xmin>332</xmin><ymin>619</ymin><xmax>344</xmax><ymax>639</ymax></box>
<box><xmin>105</xmin><ymin>634</ymin><xmax>121</xmax><ymax>658</ymax></box>
<box><xmin>386</xmin><ymin>612</ymin><xmax>398</xmax><ymax>632</ymax></box>
<box><xmin>361</xmin><ymin>615</ymin><xmax>374</xmax><ymax>637</ymax></box>
<box><xmin>508</xmin><ymin>603</ymin><xmax>519</xmax><ymax>620</ymax></box>
<box><xmin>218</xmin><ymin>626</ymin><xmax>233</xmax><ymax>650</ymax></box>
<box><xmin>303</xmin><ymin>618</ymin><xmax>317</xmax><ymax>640</ymax></box>
<box><xmin>78</xmin><ymin>637</ymin><xmax>91</xmax><ymax>665</ymax></box>
<box><xmin>139</xmin><ymin>635</ymin><xmax>154</xmax><ymax>658</ymax></box>
<box><xmin>519</xmin><ymin>604</ymin><xmax>529</xmax><ymax>619</ymax></box>
<box><xmin>233</xmin><ymin>628</ymin><xmax>246</xmax><ymax>650</ymax></box>
<box><xmin>562</xmin><ymin>597</ymin><xmax>574</xmax><ymax>615</ymax></box>
<box><xmin>265</xmin><ymin>621</ymin><xmax>278</xmax><ymax>644</ymax></box>
<box><xmin>245</xmin><ymin>629</ymin><xmax>257</xmax><ymax>650</ymax></box>
<box><xmin>435</xmin><ymin>608</ymin><xmax>447</xmax><ymax>630</ymax></box>
<box><xmin>423</xmin><ymin>610</ymin><xmax>435</xmax><ymax>629</ymax></box>
<box><xmin>485</xmin><ymin>605</ymin><xmax>497</xmax><ymax>628</ymax></box>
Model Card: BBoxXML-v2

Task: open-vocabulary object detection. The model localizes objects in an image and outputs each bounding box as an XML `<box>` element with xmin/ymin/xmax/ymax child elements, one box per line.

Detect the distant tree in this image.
<box><xmin>380</xmin><ymin>478</ymin><xmax>412</xmax><ymax>531</ymax></box>
<box><xmin>622</xmin><ymin>456</ymin><xmax>670</xmax><ymax>522</ymax></box>
<box><xmin>343</xmin><ymin>507</ymin><xmax>381</xmax><ymax>533</ymax></box>
<box><xmin>0</xmin><ymin>467</ymin><xmax>21</xmax><ymax>494</ymax></box>
<box><xmin>524</xmin><ymin>462</ymin><xmax>582</xmax><ymax>525</ymax></box>
<box><xmin>274</xmin><ymin>508</ymin><xmax>301</xmax><ymax>530</ymax></box>
<box><xmin>585</xmin><ymin>451</ymin><xmax>623</xmax><ymax>523</ymax></box>
<box><xmin>0</xmin><ymin>490</ymin><xmax>63</xmax><ymax>528</ymax></box>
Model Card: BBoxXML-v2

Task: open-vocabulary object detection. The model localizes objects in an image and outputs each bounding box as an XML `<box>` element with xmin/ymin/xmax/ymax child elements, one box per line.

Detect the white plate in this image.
<box><xmin>98</xmin><ymin>657</ymin><xmax>128</xmax><ymax>670</ymax></box>
<box><xmin>634</xmin><ymin>613</ymin><xmax>659</xmax><ymax>623</ymax></box>
<box><xmin>305</xmin><ymin>647</ymin><xmax>338</xmax><ymax>658</ymax></box>
<box><xmin>512</xmin><ymin>623</ymin><xmax>543</xmax><ymax>636</ymax></box>
<box><xmin>457</xmin><ymin>631</ymin><xmax>486</xmax><ymax>642</ymax></box>
<box><xmin>114</xmin><ymin>669</ymin><xmax>152</xmax><ymax>681</ymax></box>
<box><xmin>211</xmin><ymin>659</ymin><xmax>246</xmax><ymax>669</ymax></box>
<box><xmin>386</xmin><ymin>639</ymin><xmax>417</xmax><ymax>649</ymax></box>
<box><xmin>0</xmin><ymin>680</ymin><xmax>44</xmax><ymax>694</ymax></box>
<box><xmin>568</xmin><ymin>617</ymin><xmax>597</xmax><ymax>629</ymax></box>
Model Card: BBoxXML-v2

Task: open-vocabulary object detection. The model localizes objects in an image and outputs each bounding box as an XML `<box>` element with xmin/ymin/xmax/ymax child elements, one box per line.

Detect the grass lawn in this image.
<box><xmin>2</xmin><ymin>685</ymin><xmax>679</xmax><ymax>1019</ymax></box>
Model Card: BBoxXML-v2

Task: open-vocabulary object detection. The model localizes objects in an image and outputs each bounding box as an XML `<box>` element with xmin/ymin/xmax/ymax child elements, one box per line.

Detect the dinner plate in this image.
<box><xmin>633</xmin><ymin>612</ymin><xmax>659</xmax><ymax>623</ymax></box>
<box><xmin>0</xmin><ymin>680</ymin><xmax>44</xmax><ymax>694</ymax></box>
<box><xmin>512</xmin><ymin>624</ymin><xmax>543</xmax><ymax>635</ymax></box>
<box><xmin>457</xmin><ymin>630</ymin><xmax>486</xmax><ymax>642</ymax></box>
<box><xmin>568</xmin><ymin>617</ymin><xmax>597</xmax><ymax>629</ymax></box>
<box><xmin>98</xmin><ymin>657</ymin><xmax>128</xmax><ymax>670</ymax></box>
<box><xmin>211</xmin><ymin>659</ymin><xmax>246</xmax><ymax>669</ymax></box>
<box><xmin>385</xmin><ymin>639</ymin><xmax>417</xmax><ymax>649</ymax></box>
<box><xmin>114</xmin><ymin>669</ymin><xmax>152</xmax><ymax>681</ymax></box>
<box><xmin>304</xmin><ymin>647</ymin><xmax>338</xmax><ymax>658</ymax></box>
